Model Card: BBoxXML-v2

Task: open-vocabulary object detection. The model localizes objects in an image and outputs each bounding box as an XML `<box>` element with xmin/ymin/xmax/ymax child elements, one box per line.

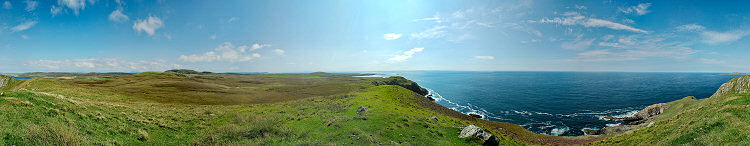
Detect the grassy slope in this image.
<box><xmin>4</xmin><ymin>73</ymin><xmax>745</xmax><ymax>145</ymax></box>
<box><xmin>591</xmin><ymin>75</ymin><xmax>750</xmax><ymax>145</ymax></box>
<box><xmin>0</xmin><ymin>73</ymin><xmax>535</xmax><ymax>145</ymax></box>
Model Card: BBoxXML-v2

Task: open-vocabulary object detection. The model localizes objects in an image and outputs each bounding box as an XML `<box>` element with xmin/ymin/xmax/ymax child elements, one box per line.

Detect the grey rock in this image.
<box><xmin>459</xmin><ymin>125</ymin><xmax>499</xmax><ymax>145</ymax></box>
<box><xmin>431</xmin><ymin>116</ymin><xmax>439</xmax><ymax>121</ymax></box>
<box><xmin>356</xmin><ymin>106</ymin><xmax>368</xmax><ymax>116</ymax></box>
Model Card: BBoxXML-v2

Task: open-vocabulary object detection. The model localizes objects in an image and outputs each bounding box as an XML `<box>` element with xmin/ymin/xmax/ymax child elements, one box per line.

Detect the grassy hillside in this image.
<box><xmin>591</xmin><ymin>75</ymin><xmax>750</xmax><ymax>145</ymax></box>
<box><xmin>0</xmin><ymin>73</ymin><xmax>545</xmax><ymax>145</ymax></box>
<box><xmin>3</xmin><ymin>72</ymin><xmax>746</xmax><ymax>145</ymax></box>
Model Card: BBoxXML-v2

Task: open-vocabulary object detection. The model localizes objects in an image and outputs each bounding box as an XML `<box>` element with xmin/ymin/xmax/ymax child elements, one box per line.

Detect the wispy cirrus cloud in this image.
<box><xmin>179</xmin><ymin>42</ymin><xmax>263</xmax><ymax>62</ymax></box>
<box><xmin>675</xmin><ymin>24</ymin><xmax>705</xmax><ymax>32</ymax></box>
<box><xmin>474</xmin><ymin>56</ymin><xmax>495</xmax><ymax>60</ymax></box>
<box><xmin>701</xmin><ymin>30</ymin><xmax>749</xmax><ymax>44</ymax></box>
<box><xmin>108</xmin><ymin>8</ymin><xmax>129</xmax><ymax>22</ymax></box>
<box><xmin>533</xmin><ymin>13</ymin><xmax>648</xmax><ymax>33</ymax></box>
<box><xmin>56</xmin><ymin>0</ymin><xmax>92</xmax><ymax>15</ymax></box>
<box><xmin>567</xmin><ymin>34</ymin><xmax>697</xmax><ymax>62</ymax></box>
<box><xmin>619</xmin><ymin>3</ymin><xmax>651</xmax><ymax>15</ymax></box>
<box><xmin>410</xmin><ymin>26</ymin><xmax>447</xmax><ymax>39</ymax></box>
<box><xmin>24</xmin><ymin>0</ymin><xmax>36</xmax><ymax>11</ymax></box>
<box><xmin>387</xmin><ymin>48</ymin><xmax>424</xmax><ymax>63</ymax></box>
<box><xmin>11</xmin><ymin>21</ymin><xmax>37</xmax><ymax>32</ymax></box>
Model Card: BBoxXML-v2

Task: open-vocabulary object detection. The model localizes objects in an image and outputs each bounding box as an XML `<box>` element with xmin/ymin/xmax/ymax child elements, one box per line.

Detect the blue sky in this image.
<box><xmin>1</xmin><ymin>0</ymin><xmax>749</xmax><ymax>73</ymax></box>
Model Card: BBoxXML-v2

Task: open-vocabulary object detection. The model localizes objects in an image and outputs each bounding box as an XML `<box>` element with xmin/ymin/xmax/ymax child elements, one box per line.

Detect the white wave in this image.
<box><xmin>550</xmin><ymin>126</ymin><xmax>569</xmax><ymax>136</ymax></box>
<box><xmin>423</xmin><ymin>88</ymin><xmax>506</xmax><ymax>121</ymax></box>
<box><xmin>598</xmin><ymin>110</ymin><xmax>639</xmax><ymax>121</ymax></box>
<box><xmin>606</xmin><ymin>123</ymin><xmax>621</xmax><ymax>127</ymax></box>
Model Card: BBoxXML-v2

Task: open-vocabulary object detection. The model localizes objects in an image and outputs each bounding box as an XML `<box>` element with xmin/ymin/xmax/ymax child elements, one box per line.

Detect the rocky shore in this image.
<box><xmin>584</xmin><ymin>102</ymin><xmax>672</xmax><ymax>135</ymax></box>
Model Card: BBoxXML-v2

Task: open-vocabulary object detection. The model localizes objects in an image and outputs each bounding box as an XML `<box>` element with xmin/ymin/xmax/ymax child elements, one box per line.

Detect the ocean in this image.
<box><xmin>363</xmin><ymin>71</ymin><xmax>742</xmax><ymax>136</ymax></box>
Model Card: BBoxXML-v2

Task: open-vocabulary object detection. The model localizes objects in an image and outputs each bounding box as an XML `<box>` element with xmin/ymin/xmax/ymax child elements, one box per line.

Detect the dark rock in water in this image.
<box><xmin>468</xmin><ymin>113</ymin><xmax>483</xmax><ymax>119</ymax></box>
<box><xmin>426</xmin><ymin>95</ymin><xmax>435</xmax><ymax>101</ymax></box>
<box><xmin>356</xmin><ymin>106</ymin><xmax>368</xmax><ymax>116</ymax></box>
<box><xmin>458</xmin><ymin>125</ymin><xmax>499</xmax><ymax>145</ymax></box>
<box><xmin>583</xmin><ymin>128</ymin><xmax>605</xmax><ymax>135</ymax></box>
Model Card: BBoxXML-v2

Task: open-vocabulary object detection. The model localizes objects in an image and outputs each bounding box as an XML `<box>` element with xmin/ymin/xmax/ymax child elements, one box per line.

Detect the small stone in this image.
<box><xmin>356</xmin><ymin>106</ymin><xmax>368</xmax><ymax>116</ymax></box>
<box><xmin>431</xmin><ymin>116</ymin><xmax>439</xmax><ymax>121</ymax></box>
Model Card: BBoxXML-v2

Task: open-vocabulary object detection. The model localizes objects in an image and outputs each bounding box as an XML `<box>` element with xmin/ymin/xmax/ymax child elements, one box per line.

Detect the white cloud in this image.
<box><xmin>249</xmin><ymin>43</ymin><xmax>270</xmax><ymax>51</ymax></box>
<box><xmin>25</xmin><ymin>58</ymin><xmax>181</xmax><ymax>72</ymax></box>
<box><xmin>179</xmin><ymin>42</ymin><xmax>263</xmax><ymax>62</ymax></box>
<box><xmin>3</xmin><ymin>1</ymin><xmax>11</xmax><ymax>9</ymax></box>
<box><xmin>273</xmin><ymin>49</ymin><xmax>285</xmax><ymax>55</ymax></box>
<box><xmin>383</xmin><ymin>33</ymin><xmax>402</xmax><ymax>40</ymax></box>
<box><xmin>621</xmin><ymin>18</ymin><xmax>635</xmax><ymax>24</ymax></box>
<box><xmin>410</xmin><ymin>26</ymin><xmax>447</xmax><ymax>39</ymax></box>
<box><xmin>228</xmin><ymin>17</ymin><xmax>240</xmax><ymax>23</ymax></box>
<box><xmin>50</xmin><ymin>5</ymin><xmax>62</xmax><ymax>16</ymax></box>
<box><xmin>21</xmin><ymin>35</ymin><xmax>28</xmax><ymax>39</ymax></box>
<box><xmin>574</xmin><ymin>5</ymin><xmax>587</xmax><ymax>10</ymax></box>
<box><xmin>619</xmin><ymin>3</ymin><xmax>651</xmax><ymax>15</ymax></box>
<box><xmin>413</xmin><ymin>13</ymin><xmax>441</xmax><ymax>22</ymax></box>
<box><xmin>11</xmin><ymin>21</ymin><xmax>37</xmax><ymax>32</ymax></box>
<box><xmin>562</xmin><ymin>35</ymin><xmax>595</xmax><ymax>50</ymax></box>
<box><xmin>132</xmin><ymin>16</ymin><xmax>164</xmax><ymax>36</ymax></box>
<box><xmin>474</xmin><ymin>56</ymin><xmax>495</xmax><ymax>60</ymax></box>
<box><xmin>536</xmin><ymin>14</ymin><xmax>648</xmax><ymax>33</ymax></box>
<box><xmin>566</xmin><ymin>35</ymin><xmax>697</xmax><ymax>62</ymax></box>
<box><xmin>387</xmin><ymin>48</ymin><xmax>424</xmax><ymax>63</ymax></box>
<box><xmin>699</xmin><ymin>58</ymin><xmax>724</xmax><ymax>65</ymax></box>
<box><xmin>675</xmin><ymin>24</ymin><xmax>705</xmax><ymax>32</ymax></box>
<box><xmin>57</xmin><ymin>0</ymin><xmax>89</xmax><ymax>15</ymax></box>
<box><xmin>24</xmin><ymin>0</ymin><xmax>36</xmax><ymax>11</ymax></box>
<box><xmin>209</xmin><ymin>34</ymin><xmax>216</xmax><ymax>39</ymax></box>
<box><xmin>108</xmin><ymin>8</ymin><xmax>129</xmax><ymax>22</ymax></box>
<box><xmin>583</xmin><ymin>18</ymin><xmax>648</xmax><ymax>33</ymax></box>
<box><xmin>701</xmin><ymin>30</ymin><xmax>749</xmax><ymax>44</ymax></box>
<box><xmin>577</xmin><ymin>49</ymin><xmax>610</xmax><ymax>57</ymax></box>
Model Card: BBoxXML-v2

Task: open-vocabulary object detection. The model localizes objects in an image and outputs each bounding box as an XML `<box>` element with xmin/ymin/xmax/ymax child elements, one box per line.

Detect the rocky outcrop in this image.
<box><xmin>712</xmin><ymin>75</ymin><xmax>750</xmax><ymax>97</ymax></box>
<box><xmin>593</xmin><ymin>102</ymin><xmax>671</xmax><ymax>135</ymax></box>
<box><xmin>635</xmin><ymin>103</ymin><xmax>670</xmax><ymax>118</ymax></box>
<box><xmin>0</xmin><ymin>75</ymin><xmax>16</xmax><ymax>90</ymax></box>
<box><xmin>372</xmin><ymin>76</ymin><xmax>429</xmax><ymax>96</ymax></box>
<box><xmin>458</xmin><ymin>125</ymin><xmax>499</xmax><ymax>145</ymax></box>
<box><xmin>356</xmin><ymin>106</ymin><xmax>368</xmax><ymax>116</ymax></box>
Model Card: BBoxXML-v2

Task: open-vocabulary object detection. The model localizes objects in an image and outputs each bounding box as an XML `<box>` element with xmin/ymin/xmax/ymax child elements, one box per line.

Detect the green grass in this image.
<box><xmin>269</xmin><ymin>74</ymin><xmax>326</xmax><ymax>79</ymax></box>
<box><xmin>591</xmin><ymin>76</ymin><xmax>750</xmax><ymax>145</ymax></box>
<box><xmin>0</xmin><ymin>73</ymin><xmax>535</xmax><ymax>145</ymax></box>
<box><xmin>5</xmin><ymin>73</ymin><xmax>747</xmax><ymax>145</ymax></box>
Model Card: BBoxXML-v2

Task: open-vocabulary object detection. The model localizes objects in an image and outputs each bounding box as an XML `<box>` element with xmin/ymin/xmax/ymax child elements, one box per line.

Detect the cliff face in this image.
<box><xmin>372</xmin><ymin>76</ymin><xmax>429</xmax><ymax>96</ymax></box>
<box><xmin>711</xmin><ymin>75</ymin><xmax>750</xmax><ymax>97</ymax></box>
<box><xmin>0</xmin><ymin>75</ymin><xmax>16</xmax><ymax>90</ymax></box>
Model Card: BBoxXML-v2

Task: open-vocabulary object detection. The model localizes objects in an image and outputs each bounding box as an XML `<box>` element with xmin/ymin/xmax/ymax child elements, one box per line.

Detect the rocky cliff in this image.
<box><xmin>372</xmin><ymin>76</ymin><xmax>429</xmax><ymax>96</ymax></box>
<box><xmin>0</xmin><ymin>75</ymin><xmax>17</xmax><ymax>90</ymax></box>
<box><xmin>711</xmin><ymin>75</ymin><xmax>750</xmax><ymax>97</ymax></box>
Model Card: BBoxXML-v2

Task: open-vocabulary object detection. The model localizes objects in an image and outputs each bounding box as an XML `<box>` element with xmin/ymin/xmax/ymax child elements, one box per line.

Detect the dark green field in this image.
<box><xmin>0</xmin><ymin>72</ymin><xmax>748</xmax><ymax>145</ymax></box>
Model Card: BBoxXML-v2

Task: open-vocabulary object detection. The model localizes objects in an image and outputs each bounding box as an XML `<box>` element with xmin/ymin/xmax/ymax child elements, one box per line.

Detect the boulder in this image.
<box><xmin>635</xmin><ymin>103</ymin><xmax>670</xmax><ymax>119</ymax></box>
<box><xmin>468</xmin><ymin>113</ymin><xmax>483</xmax><ymax>119</ymax></box>
<box><xmin>583</xmin><ymin>128</ymin><xmax>605</xmax><ymax>135</ymax></box>
<box><xmin>459</xmin><ymin>125</ymin><xmax>499</xmax><ymax>145</ymax></box>
<box><xmin>356</xmin><ymin>106</ymin><xmax>368</xmax><ymax>116</ymax></box>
